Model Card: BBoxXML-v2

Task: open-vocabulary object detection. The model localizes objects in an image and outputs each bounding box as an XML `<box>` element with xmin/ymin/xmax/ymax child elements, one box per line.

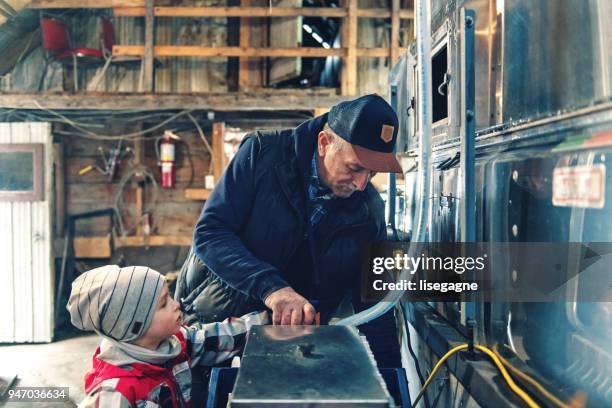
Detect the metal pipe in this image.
<box><xmin>387</xmin><ymin>86</ymin><xmax>398</xmax><ymax>235</ymax></box>
<box><xmin>460</xmin><ymin>8</ymin><xmax>476</xmax><ymax>243</ymax></box>
<box><xmin>334</xmin><ymin>0</ymin><xmax>432</xmax><ymax>327</ymax></box>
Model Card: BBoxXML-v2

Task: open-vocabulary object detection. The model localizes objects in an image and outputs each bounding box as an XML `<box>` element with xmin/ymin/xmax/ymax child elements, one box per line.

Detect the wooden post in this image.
<box><xmin>390</xmin><ymin>0</ymin><xmax>400</xmax><ymax>65</ymax></box>
<box><xmin>341</xmin><ymin>0</ymin><xmax>357</xmax><ymax>96</ymax></box>
<box><xmin>134</xmin><ymin>138</ymin><xmax>144</xmax><ymax>236</ymax></box>
<box><xmin>53</xmin><ymin>138</ymin><xmax>65</xmax><ymax>238</ymax></box>
<box><xmin>239</xmin><ymin>0</ymin><xmax>251</xmax><ymax>90</ymax></box>
<box><xmin>212</xmin><ymin>122</ymin><xmax>226</xmax><ymax>183</ymax></box>
<box><xmin>143</xmin><ymin>0</ymin><xmax>155</xmax><ymax>92</ymax></box>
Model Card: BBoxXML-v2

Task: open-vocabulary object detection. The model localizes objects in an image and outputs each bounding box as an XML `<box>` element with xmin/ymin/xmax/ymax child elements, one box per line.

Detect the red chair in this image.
<box><xmin>40</xmin><ymin>17</ymin><xmax>104</xmax><ymax>91</ymax></box>
<box><xmin>100</xmin><ymin>16</ymin><xmax>115</xmax><ymax>58</ymax></box>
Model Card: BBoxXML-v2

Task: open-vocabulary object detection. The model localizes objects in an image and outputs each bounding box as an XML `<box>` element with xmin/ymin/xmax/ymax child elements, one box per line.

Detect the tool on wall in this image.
<box><xmin>77</xmin><ymin>139</ymin><xmax>133</xmax><ymax>182</ymax></box>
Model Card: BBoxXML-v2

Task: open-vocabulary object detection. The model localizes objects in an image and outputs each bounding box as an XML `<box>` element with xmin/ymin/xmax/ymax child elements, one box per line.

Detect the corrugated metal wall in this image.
<box><xmin>0</xmin><ymin>122</ymin><xmax>54</xmax><ymax>343</ymax></box>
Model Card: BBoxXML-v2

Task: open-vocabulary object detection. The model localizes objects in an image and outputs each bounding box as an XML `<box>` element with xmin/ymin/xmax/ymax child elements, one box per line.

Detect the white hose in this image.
<box><xmin>334</xmin><ymin>0</ymin><xmax>433</xmax><ymax>326</ymax></box>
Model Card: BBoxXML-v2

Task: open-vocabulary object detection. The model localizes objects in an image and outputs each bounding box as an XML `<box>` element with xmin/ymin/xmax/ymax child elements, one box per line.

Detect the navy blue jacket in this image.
<box><xmin>176</xmin><ymin>115</ymin><xmax>400</xmax><ymax>366</ymax></box>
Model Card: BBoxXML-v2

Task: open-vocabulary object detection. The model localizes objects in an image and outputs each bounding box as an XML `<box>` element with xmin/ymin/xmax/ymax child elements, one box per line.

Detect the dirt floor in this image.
<box><xmin>0</xmin><ymin>329</ymin><xmax>98</xmax><ymax>407</ymax></box>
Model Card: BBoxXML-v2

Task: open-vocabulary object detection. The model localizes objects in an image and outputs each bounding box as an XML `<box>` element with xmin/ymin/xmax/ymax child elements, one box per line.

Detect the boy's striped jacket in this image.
<box><xmin>79</xmin><ymin>310</ymin><xmax>267</xmax><ymax>408</ymax></box>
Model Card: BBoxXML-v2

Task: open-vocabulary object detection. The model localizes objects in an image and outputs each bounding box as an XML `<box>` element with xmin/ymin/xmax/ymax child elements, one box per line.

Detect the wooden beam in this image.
<box><xmin>390</xmin><ymin>0</ymin><xmax>400</xmax><ymax>65</ymax></box>
<box><xmin>0</xmin><ymin>92</ymin><xmax>351</xmax><ymax>111</ymax></box>
<box><xmin>113</xmin><ymin>6</ymin><xmax>414</xmax><ymax>19</ymax></box>
<box><xmin>341</xmin><ymin>0</ymin><xmax>357</xmax><ymax>96</ymax></box>
<box><xmin>142</xmin><ymin>0</ymin><xmax>154</xmax><ymax>92</ymax></box>
<box><xmin>357</xmin><ymin>8</ymin><xmax>413</xmax><ymax>19</ymax></box>
<box><xmin>113</xmin><ymin>45</ymin><xmax>405</xmax><ymax>58</ymax></box>
<box><xmin>114</xmin><ymin>235</ymin><xmax>192</xmax><ymax>247</ymax></box>
<box><xmin>133</xmin><ymin>137</ymin><xmax>144</xmax><ymax>236</ymax></box>
<box><xmin>115</xmin><ymin>6</ymin><xmax>347</xmax><ymax>18</ymax></box>
<box><xmin>113</xmin><ymin>45</ymin><xmax>346</xmax><ymax>58</ymax></box>
<box><xmin>31</xmin><ymin>0</ymin><xmax>143</xmax><ymax>8</ymax></box>
<box><xmin>74</xmin><ymin>236</ymin><xmax>112</xmax><ymax>258</ymax></box>
<box><xmin>53</xmin><ymin>139</ymin><xmax>66</xmax><ymax>238</ymax></box>
<box><xmin>185</xmin><ymin>188</ymin><xmax>212</xmax><ymax>200</ymax></box>
<box><xmin>357</xmin><ymin>48</ymin><xmax>407</xmax><ymax>57</ymax></box>
<box><xmin>212</xmin><ymin>122</ymin><xmax>226</xmax><ymax>183</ymax></box>
<box><xmin>238</xmin><ymin>0</ymin><xmax>250</xmax><ymax>91</ymax></box>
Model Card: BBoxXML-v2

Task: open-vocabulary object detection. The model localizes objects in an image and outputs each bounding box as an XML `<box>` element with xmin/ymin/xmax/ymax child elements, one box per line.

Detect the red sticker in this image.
<box><xmin>553</xmin><ymin>164</ymin><xmax>606</xmax><ymax>209</ymax></box>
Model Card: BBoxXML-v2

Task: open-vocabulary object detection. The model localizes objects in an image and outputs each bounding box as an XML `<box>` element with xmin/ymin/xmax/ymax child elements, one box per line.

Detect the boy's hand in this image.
<box><xmin>264</xmin><ymin>287</ymin><xmax>316</xmax><ymax>325</ymax></box>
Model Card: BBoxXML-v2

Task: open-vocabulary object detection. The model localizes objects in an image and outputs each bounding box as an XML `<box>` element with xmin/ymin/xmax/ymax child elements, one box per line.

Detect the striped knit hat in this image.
<box><xmin>66</xmin><ymin>265</ymin><xmax>165</xmax><ymax>342</ymax></box>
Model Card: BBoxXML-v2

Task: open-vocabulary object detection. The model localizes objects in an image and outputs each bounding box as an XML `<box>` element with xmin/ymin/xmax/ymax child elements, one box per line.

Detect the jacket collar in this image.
<box><xmin>274</xmin><ymin>114</ymin><xmax>371</xmax><ymax>228</ymax></box>
<box><xmin>293</xmin><ymin>113</ymin><xmax>328</xmax><ymax>186</ymax></box>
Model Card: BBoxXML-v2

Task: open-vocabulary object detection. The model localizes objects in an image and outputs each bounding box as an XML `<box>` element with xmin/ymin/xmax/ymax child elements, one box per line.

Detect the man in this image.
<box><xmin>176</xmin><ymin>94</ymin><xmax>403</xmax><ymax>367</ymax></box>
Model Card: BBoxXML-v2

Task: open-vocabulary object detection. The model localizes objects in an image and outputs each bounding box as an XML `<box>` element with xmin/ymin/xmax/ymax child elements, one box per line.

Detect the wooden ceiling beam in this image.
<box><xmin>113</xmin><ymin>45</ymin><xmax>345</xmax><ymax>58</ymax></box>
<box><xmin>0</xmin><ymin>92</ymin><xmax>351</xmax><ymax>111</ymax></box>
<box><xmin>111</xmin><ymin>45</ymin><xmax>406</xmax><ymax>58</ymax></box>
<box><xmin>29</xmin><ymin>0</ymin><xmax>143</xmax><ymax>8</ymax></box>
<box><xmin>113</xmin><ymin>6</ymin><xmax>414</xmax><ymax>19</ymax></box>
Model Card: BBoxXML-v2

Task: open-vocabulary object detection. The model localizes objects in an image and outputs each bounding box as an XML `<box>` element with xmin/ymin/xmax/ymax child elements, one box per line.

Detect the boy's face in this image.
<box><xmin>142</xmin><ymin>282</ymin><xmax>182</xmax><ymax>343</ymax></box>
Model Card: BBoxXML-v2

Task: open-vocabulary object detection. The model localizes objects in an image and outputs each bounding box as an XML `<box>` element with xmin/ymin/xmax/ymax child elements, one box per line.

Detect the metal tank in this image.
<box><xmin>390</xmin><ymin>0</ymin><xmax>612</xmax><ymax>406</ymax></box>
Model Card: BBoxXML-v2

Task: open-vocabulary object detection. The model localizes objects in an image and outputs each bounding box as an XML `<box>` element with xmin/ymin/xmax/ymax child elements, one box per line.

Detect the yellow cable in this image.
<box><xmin>474</xmin><ymin>345</ymin><xmax>540</xmax><ymax>408</ymax></box>
<box><xmin>411</xmin><ymin>344</ymin><xmax>468</xmax><ymax>407</ymax></box>
<box><xmin>492</xmin><ymin>348</ymin><xmax>571</xmax><ymax>408</ymax></box>
<box><xmin>411</xmin><ymin>344</ymin><xmax>540</xmax><ymax>408</ymax></box>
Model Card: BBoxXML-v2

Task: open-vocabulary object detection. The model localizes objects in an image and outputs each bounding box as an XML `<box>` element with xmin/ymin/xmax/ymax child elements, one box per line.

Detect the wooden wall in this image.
<box><xmin>60</xmin><ymin>128</ymin><xmax>211</xmax><ymax>239</ymax></box>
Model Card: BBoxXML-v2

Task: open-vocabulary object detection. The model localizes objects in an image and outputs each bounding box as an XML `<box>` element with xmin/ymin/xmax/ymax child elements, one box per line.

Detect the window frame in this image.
<box><xmin>0</xmin><ymin>143</ymin><xmax>44</xmax><ymax>202</ymax></box>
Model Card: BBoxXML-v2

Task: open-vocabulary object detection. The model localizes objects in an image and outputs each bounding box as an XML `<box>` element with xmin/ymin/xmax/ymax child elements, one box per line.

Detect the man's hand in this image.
<box><xmin>263</xmin><ymin>287</ymin><xmax>316</xmax><ymax>325</ymax></box>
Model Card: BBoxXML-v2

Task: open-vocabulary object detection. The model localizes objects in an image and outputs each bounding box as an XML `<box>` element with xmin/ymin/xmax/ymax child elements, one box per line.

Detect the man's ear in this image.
<box><xmin>317</xmin><ymin>131</ymin><xmax>330</xmax><ymax>156</ymax></box>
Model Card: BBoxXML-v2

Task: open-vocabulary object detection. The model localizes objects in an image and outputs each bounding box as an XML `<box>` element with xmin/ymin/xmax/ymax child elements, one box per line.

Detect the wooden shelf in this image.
<box><xmin>74</xmin><ymin>236</ymin><xmax>111</xmax><ymax>258</ymax></box>
<box><xmin>185</xmin><ymin>188</ymin><xmax>212</xmax><ymax>201</ymax></box>
<box><xmin>115</xmin><ymin>235</ymin><xmax>192</xmax><ymax>247</ymax></box>
<box><xmin>69</xmin><ymin>235</ymin><xmax>192</xmax><ymax>256</ymax></box>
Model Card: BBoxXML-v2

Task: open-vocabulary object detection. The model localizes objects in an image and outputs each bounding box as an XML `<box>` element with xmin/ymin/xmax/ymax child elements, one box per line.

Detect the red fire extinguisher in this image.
<box><xmin>159</xmin><ymin>130</ymin><xmax>179</xmax><ymax>189</ymax></box>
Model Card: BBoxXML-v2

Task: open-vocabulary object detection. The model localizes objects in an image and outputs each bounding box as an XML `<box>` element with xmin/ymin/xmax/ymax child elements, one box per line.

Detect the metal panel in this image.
<box><xmin>502</xmin><ymin>0</ymin><xmax>612</xmax><ymax>123</ymax></box>
<box><xmin>10</xmin><ymin>122</ymin><xmax>34</xmax><ymax>342</ymax></box>
<box><xmin>229</xmin><ymin>325</ymin><xmax>392</xmax><ymax>407</ymax></box>
<box><xmin>424</xmin><ymin>0</ymin><xmax>612</xmax><ymax>136</ymax></box>
<box><xmin>395</xmin><ymin>0</ymin><xmax>612</xmax><ymax>404</ymax></box>
<box><xmin>463</xmin><ymin>0</ymin><xmax>494</xmax><ymax>129</ymax></box>
<box><xmin>0</xmin><ymin>124</ymin><xmax>15</xmax><ymax>342</ymax></box>
<box><xmin>29</xmin><ymin>123</ymin><xmax>54</xmax><ymax>342</ymax></box>
<box><xmin>0</xmin><ymin>122</ymin><xmax>53</xmax><ymax>343</ymax></box>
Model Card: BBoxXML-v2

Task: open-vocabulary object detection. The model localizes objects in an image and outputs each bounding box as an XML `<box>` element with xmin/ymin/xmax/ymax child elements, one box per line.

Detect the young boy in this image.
<box><xmin>67</xmin><ymin>265</ymin><xmax>268</xmax><ymax>407</ymax></box>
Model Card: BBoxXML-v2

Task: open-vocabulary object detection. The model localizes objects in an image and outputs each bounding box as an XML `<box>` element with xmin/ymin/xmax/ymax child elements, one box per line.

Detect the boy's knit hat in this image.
<box><xmin>66</xmin><ymin>265</ymin><xmax>164</xmax><ymax>342</ymax></box>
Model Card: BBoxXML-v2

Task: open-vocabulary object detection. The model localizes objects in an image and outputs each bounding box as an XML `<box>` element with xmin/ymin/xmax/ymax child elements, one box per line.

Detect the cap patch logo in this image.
<box><xmin>131</xmin><ymin>321</ymin><xmax>143</xmax><ymax>334</ymax></box>
<box><xmin>380</xmin><ymin>124</ymin><xmax>394</xmax><ymax>143</ymax></box>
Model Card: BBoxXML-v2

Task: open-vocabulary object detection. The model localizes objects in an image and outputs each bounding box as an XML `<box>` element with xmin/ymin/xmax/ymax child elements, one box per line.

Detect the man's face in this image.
<box><xmin>317</xmin><ymin>130</ymin><xmax>376</xmax><ymax>198</ymax></box>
